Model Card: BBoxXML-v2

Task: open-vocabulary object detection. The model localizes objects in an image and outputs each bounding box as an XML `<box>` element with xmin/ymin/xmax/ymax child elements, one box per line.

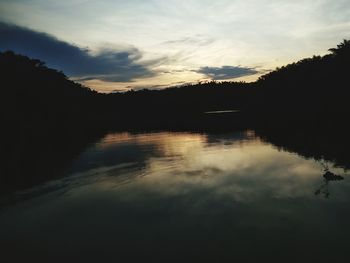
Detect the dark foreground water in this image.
<box><xmin>1</xmin><ymin>131</ymin><xmax>350</xmax><ymax>262</ymax></box>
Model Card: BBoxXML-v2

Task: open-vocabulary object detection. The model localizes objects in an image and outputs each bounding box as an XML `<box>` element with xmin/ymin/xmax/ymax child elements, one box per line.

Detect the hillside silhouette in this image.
<box><xmin>0</xmin><ymin>51</ymin><xmax>100</xmax><ymax>130</ymax></box>
<box><xmin>1</xmin><ymin>40</ymin><xmax>350</xmax><ymax>192</ymax></box>
<box><xmin>253</xmin><ymin>40</ymin><xmax>350</xmax><ymax>126</ymax></box>
<box><xmin>104</xmin><ymin>39</ymin><xmax>350</xmax><ymax>129</ymax></box>
<box><xmin>2</xmin><ymin>40</ymin><xmax>350</xmax><ymax>129</ymax></box>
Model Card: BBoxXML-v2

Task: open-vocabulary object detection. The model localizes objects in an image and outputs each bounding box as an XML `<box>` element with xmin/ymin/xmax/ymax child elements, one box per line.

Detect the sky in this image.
<box><xmin>1</xmin><ymin>0</ymin><xmax>350</xmax><ymax>92</ymax></box>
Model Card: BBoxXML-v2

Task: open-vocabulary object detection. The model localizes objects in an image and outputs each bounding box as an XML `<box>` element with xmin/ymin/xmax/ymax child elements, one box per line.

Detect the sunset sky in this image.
<box><xmin>1</xmin><ymin>0</ymin><xmax>350</xmax><ymax>92</ymax></box>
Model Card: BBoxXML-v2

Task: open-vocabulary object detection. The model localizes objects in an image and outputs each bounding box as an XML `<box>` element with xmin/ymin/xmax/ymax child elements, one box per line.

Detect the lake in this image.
<box><xmin>1</xmin><ymin>130</ymin><xmax>349</xmax><ymax>262</ymax></box>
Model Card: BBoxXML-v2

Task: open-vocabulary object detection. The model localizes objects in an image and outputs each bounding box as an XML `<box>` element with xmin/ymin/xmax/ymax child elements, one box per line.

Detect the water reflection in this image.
<box><xmin>1</xmin><ymin>131</ymin><xmax>349</xmax><ymax>262</ymax></box>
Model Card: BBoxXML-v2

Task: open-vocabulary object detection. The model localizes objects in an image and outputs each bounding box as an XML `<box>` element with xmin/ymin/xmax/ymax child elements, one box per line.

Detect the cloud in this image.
<box><xmin>163</xmin><ymin>35</ymin><xmax>214</xmax><ymax>47</ymax></box>
<box><xmin>0</xmin><ymin>22</ymin><xmax>155</xmax><ymax>82</ymax></box>
<box><xmin>196</xmin><ymin>66</ymin><xmax>259</xmax><ymax>80</ymax></box>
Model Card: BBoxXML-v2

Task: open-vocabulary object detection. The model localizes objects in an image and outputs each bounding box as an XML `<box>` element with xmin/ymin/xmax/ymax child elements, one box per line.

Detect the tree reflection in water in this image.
<box><xmin>315</xmin><ymin>161</ymin><xmax>345</xmax><ymax>199</ymax></box>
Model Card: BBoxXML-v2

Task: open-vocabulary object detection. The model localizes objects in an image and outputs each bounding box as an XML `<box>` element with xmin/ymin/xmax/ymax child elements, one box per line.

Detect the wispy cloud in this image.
<box><xmin>196</xmin><ymin>66</ymin><xmax>259</xmax><ymax>80</ymax></box>
<box><xmin>163</xmin><ymin>35</ymin><xmax>214</xmax><ymax>47</ymax></box>
<box><xmin>0</xmin><ymin>22</ymin><xmax>156</xmax><ymax>82</ymax></box>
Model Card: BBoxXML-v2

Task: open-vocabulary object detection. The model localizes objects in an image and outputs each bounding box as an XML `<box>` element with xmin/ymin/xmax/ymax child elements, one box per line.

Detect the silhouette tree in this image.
<box><xmin>315</xmin><ymin>161</ymin><xmax>344</xmax><ymax>199</ymax></box>
<box><xmin>329</xmin><ymin>39</ymin><xmax>350</xmax><ymax>56</ymax></box>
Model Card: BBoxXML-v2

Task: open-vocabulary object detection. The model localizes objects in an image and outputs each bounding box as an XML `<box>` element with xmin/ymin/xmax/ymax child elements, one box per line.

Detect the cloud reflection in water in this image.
<box><xmin>1</xmin><ymin>131</ymin><xmax>349</xmax><ymax>262</ymax></box>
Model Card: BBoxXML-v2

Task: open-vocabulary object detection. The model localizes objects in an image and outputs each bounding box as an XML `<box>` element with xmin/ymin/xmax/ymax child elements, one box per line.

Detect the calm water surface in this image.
<box><xmin>1</xmin><ymin>131</ymin><xmax>349</xmax><ymax>262</ymax></box>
